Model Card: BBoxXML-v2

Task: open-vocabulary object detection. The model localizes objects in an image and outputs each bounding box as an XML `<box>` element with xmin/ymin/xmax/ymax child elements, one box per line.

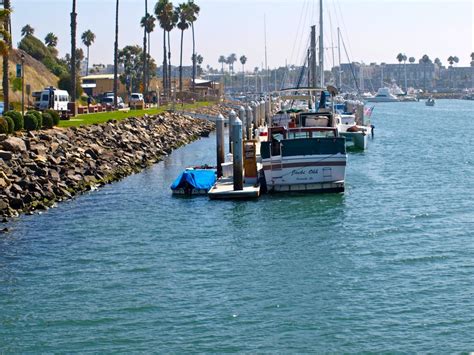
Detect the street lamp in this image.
<box><xmin>21</xmin><ymin>53</ymin><xmax>25</xmax><ymax>116</ymax></box>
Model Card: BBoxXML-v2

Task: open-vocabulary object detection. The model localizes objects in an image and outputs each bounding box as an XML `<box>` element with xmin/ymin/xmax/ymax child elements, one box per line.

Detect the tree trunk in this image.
<box><xmin>148</xmin><ymin>32</ymin><xmax>151</xmax><ymax>92</ymax></box>
<box><xmin>86</xmin><ymin>45</ymin><xmax>90</xmax><ymax>76</ymax></box>
<box><xmin>163</xmin><ymin>29</ymin><xmax>167</xmax><ymax>98</ymax></box>
<box><xmin>113</xmin><ymin>0</ymin><xmax>119</xmax><ymax>108</ymax></box>
<box><xmin>191</xmin><ymin>23</ymin><xmax>196</xmax><ymax>93</ymax></box>
<box><xmin>179</xmin><ymin>29</ymin><xmax>184</xmax><ymax>94</ymax></box>
<box><xmin>71</xmin><ymin>0</ymin><xmax>77</xmax><ymax>114</ymax></box>
<box><xmin>2</xmin><ymin>0</ymin><xmax>11</xmax><ymax>112</ymax></box>
<box><xmin>168</xmin><ymin>31</ymin><xmax>172</xmax><ymax>95</ymax></box>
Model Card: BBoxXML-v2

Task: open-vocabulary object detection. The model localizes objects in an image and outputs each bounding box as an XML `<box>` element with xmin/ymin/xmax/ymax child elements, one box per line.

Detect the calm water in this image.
<box><xmin>1</xmin><ymin>100</ymin><xmax>473</xmax><ymax>352</ymax></box>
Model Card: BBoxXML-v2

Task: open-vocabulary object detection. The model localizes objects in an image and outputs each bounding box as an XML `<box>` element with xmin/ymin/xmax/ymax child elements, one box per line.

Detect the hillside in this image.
<box><xmin>0</xmin><ymin>49</ymin><xmax>59</xmax><ymax>104</ymax></box>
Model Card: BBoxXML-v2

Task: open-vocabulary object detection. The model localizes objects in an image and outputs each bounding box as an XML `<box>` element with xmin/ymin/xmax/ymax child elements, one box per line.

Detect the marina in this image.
<box><xmin>1</xmin><ymin>100</ymin><xmax>473</xmax><ymax>352</ymax></box>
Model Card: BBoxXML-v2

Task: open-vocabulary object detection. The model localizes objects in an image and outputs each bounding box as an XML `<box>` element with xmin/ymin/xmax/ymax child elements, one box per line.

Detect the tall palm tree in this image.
<box><xmin>71</xmin><ymin>0</ymin><xmax>77</xmax><ymax>112</ymax></box>
<box><xmin>113</xmin><ymin>0</ymin><xmax>119</xmax><ymax>108</ymax></box>
<box><xmin>21</xmin><ymin>24</ymin><xmax>34</xmax><ymax>37</ymax></box>
<box><xmin>81</xmin><ymin>30</ymin><xmax>96</xmax><ymax>76</ymax></box>
<box><xmin>45</xmin><ymin>32</ymin><xmax>58</xmax><ymax>47</ymax></box>
<box><xmin>140</xmin><ymin>4</ymin><xmax>155</xmax><ymax>95</ymax></box>
<box><xmin>155</xmin><ymin>0</ymin><xmax>176</xmax><ymax>96</ymax></box>
<box><xmin>187</xmin><ymin>0</ymin><xmax>199</xmax><ymax>92</ymax></box>
<box><xmin>396</xmin><ymin>53</ymin><xmax>404</xmax><ymax>85</ymax></box>
<box><xmin>402</xmin><ymin>54</ymin><xmax>407</xmax><ymax>91</ymax></box>
<box><xmin>218</xmin><ymin>55</ymin><xmax>226</xmax><ymax>73</ymax></box>
<box><xmin>447</xmin><ymin>56</ymin><xmax>455</xmax><ymax>67</ymax></box>
<box><xmin>420</xmin><ymin>54</ymin><xmax>430</xmax><ymax>91</ymax></box>
<box><xmin>240</xmin><ymin>55</ymin><xmax>247</xmax><ymax>91</ymax></box>
<box><xmin>176</xmin><ymin>2</ymin><xmax>190</xmax><ymax>93</ymax></box>
<box><xmin>2</xmin><ymin>1</ymin><xmax>11</xmax><ymax>113</ymax></box>
<box><xmin>227</xmin><ymin>53</ymin><xmax>237</xmax><ymax>74</ymax></box>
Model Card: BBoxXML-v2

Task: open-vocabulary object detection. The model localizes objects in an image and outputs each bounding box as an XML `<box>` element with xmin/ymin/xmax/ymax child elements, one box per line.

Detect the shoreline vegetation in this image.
<box><xmin>0</xmin><ymin>104</ymin><xmax>230</xmax><ymax>222</ymax></box>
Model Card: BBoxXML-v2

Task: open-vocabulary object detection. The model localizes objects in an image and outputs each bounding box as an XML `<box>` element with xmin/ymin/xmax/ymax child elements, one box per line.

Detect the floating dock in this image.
<box><xmin>208</xmin><ymin>177</ymin><xmax>261</xmax><ymax>200</ymax></box>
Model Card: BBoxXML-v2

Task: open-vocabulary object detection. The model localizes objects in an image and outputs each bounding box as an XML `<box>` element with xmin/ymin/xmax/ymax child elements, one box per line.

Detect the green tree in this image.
<box><xmin>21</xmin><ymin>24</ymin><xmax>34</xmax><ymax>37</ymax></box>
<box><xmin>1</xmin><ymin>2</ymin><xmax>11</xmax><ymax>112</ymax></box>
<box><xmin>81</xmin><ymin>30</ymin><xmax>96</xmax><ymax>76</ymax></box>
<box><xmin>118</xmin><ymin>45</ymin><xmax>156</xmax><ymax>94</ymax></box>
<box><xmin>227</xmin><ymin>53</ymin><xmax>237</xmax><ymax>74</ymax></box>
<box><xmin>45</xmin><ymin>32</ymin><xmax>58</xmax><ymax>47</ymax></box>
<box><xmin>196</xmin><ymin>53</ymin><xmax>203</xmax><ymax>76</ymax></box>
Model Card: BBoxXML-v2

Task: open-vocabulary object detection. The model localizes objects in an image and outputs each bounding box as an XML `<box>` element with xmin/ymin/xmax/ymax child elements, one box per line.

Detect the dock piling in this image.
<box><xmin>246</xmin><ymin>105</ymin><xmax>253</xmax><ymax>139</ymax></box>
<box><xmin>239</xmin><ymin>106</ymin><xmax>247</xmax><ymax>139</ymax></box>
<box><xmin>228</xmin><ymin>110</ymin><xmax>236</xmax><ymax>153</ymax></box>
<box><xmin>216</xmin><ymin>114</ymin><xmax>225</xmax><ymax>178</ymax></box>
<box><xmin>232</xmin><ymin>117</ymin><xmax>244</xmax><ymax>191</ymax></box>
<box><xmin>260</xmin><ymin>100</ymin><xmax>266</xmax><ymax>127</ymax></box>
<box><xmin>252</xmin><ymin>102</ymin><xmax>258</xmax><ymax>131</ymax></box>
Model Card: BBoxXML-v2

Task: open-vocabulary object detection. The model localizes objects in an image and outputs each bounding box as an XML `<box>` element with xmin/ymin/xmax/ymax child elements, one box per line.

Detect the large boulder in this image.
<box><xmin>1</xmin><ymin>137</ymin><xmax>27</xmax><ymax>153</ymax></box>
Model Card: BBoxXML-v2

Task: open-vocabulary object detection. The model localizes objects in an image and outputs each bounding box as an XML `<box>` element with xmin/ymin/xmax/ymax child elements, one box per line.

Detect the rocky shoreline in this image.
<box><xmin>0</xmin><ymin>112</ymin><xmax>215</xmax><ymax>221</ymax></box>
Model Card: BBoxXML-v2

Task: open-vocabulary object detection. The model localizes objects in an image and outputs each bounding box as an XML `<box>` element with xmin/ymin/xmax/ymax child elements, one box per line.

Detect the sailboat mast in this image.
<box><xmin>310</xmin><ymin>25</ymin><xmax>317</xmax><ymax>88</ymax></box>
<box><xmin>318</xmin><ymin>0</ymin><xmax>324</xmax><ymax>88</ymax></box>
<box><xmin>264</xmin><ymin>14</ymin><xmax>268</xmax><ymax>93</ymax></box>
<box><xmin>337</xmin><ymin>27</ymin><xmax>342</xmax><ymax>89</ymax></box>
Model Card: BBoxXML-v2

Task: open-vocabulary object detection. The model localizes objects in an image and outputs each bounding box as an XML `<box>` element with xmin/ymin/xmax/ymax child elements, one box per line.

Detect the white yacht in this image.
<box><xmin>365</xmin><ymin>87</ymin><xmax>400</xmax><ymax>102</ymax></box>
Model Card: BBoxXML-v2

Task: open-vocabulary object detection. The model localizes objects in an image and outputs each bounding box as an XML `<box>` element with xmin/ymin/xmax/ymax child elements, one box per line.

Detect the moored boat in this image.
<box><xmin>170</xmin><ymin>167</ymin><xmax>216</xmax><ymax>195</ymax></box>
<box><xmin>425</xmin><ymin>97</ymin><xmax>435</xmax><ymax>106</ymax></box>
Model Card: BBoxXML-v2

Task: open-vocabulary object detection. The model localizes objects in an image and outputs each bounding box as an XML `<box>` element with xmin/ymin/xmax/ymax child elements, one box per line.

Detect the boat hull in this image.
<box><xmin>262</xmin><ymin>154</ymin><xmax>346</xmax><ymax>193</ymax></box>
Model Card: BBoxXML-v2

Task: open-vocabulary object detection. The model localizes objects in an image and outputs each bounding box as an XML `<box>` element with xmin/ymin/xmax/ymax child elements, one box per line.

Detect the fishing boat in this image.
<box><xmin>261</xmin><ymin>110</ymin><xmax>347</xmax><ymax>193</ymax></box>
<box><xmin>425</xmin><ymin>97</ymin><xmax>435</xmax><ymax>106</ymax></box>
<box><xmin>170</xmin><ymin>167</ymin><xmax>216</xmax><ymax>195</ymax></box>
<box><xmin>334</xmin><ymin>102</ymin><xmax>373</xmax><ymax>150</ymax></box>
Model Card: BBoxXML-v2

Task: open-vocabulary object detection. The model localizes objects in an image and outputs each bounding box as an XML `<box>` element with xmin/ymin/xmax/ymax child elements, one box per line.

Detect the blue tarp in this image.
<box><xmin>170</xmin><ymin>169</ymin><xmax>216</xmax><ymax>191</ymax></box>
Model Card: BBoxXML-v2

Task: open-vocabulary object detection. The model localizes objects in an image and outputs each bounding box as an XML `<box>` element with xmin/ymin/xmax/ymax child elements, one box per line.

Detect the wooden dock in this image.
<box><xmin>208</xmin><ymin>177</ymin><xmax>261</xmax><ymax>200</ymax></box>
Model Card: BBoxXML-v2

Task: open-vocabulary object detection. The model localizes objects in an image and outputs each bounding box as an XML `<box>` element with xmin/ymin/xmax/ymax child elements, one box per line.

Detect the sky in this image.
<box><xmin>9</xmin><ymin>0</ymin><xmax>474</xmax><ymax>71</ymax></box>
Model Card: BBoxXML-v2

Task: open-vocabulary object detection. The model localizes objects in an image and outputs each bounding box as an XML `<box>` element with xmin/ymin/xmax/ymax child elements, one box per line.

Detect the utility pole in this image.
<box><xmin>71</xmin><ymin>0</ymin><xmax>77</xmax><ymax>116</ymax></box>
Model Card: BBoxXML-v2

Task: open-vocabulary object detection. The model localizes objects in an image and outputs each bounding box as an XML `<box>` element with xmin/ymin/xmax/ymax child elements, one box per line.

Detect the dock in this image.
<box><xmin>208</xmin><ymin>177</ymin><xmax>261</xmax><ymax>200</ymax></box>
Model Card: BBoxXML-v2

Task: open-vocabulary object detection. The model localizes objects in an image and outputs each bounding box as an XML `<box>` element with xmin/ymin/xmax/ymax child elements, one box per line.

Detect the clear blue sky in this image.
<box><xmin>10</xmin><ymin>0</ymin><xmax>474</xmax><ymax>70</ymax></box>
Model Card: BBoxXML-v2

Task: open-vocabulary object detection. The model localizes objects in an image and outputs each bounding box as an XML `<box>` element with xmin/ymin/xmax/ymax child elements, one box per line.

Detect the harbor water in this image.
<box><xmin>1</xmin><ymin>100</ymin><xmax>473</xmax><ymax>352</ymax></box>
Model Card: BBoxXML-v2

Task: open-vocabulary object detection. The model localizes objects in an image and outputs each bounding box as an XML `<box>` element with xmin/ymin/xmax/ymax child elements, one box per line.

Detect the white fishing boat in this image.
<box><xmin>336</xmin><ymin>112</ymin><xmax>370</xmax><ymax>150</ymax></box>
<box><xmin>261</xmin><ymin>110</ymin><xmax>346</xmax><ymax>193</ymax></box>
<box><xmin>365</xmin><ymin>87</ymin><xmax>400</xmax><ymax>102</ymax></box>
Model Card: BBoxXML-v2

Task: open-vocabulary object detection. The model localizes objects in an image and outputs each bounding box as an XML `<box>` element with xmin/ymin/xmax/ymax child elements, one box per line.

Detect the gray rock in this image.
<box><xmin>1</xmin><ymin>137</ymin><xmax>27</xmax><ymax>153</ymax></box>
<box><xmin>0</xmin><ymin>150</ymin><xmax>13</xmax><ymax>160</ymax></box>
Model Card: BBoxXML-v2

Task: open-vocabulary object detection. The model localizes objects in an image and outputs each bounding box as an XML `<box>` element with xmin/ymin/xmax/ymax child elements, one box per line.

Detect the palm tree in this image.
<box><xmin>81</xmin><ymin>30</ymin><xmax>96</xmax><ymax>76</ymax></box>
<box><xmin>71</xmin><ymin>0</ymin><xmax>77</xmax><ymax>112</ymax></box>
<box><xmin>240</xmin><ymin>55</ymin><xmax>247</xmax><ymax>91</ymax></box>
<box><xmin>141</xmin><ymin>0</ymin><xmax>148</xmax><ymax>95</ymax></box>
<box><xmin>45</xmin><ymin>32</ymin><xmax>58</xmax><ymax>47</ymax></box>
<box><xmin>2</xmin><ymin>1</ymin><xmax>11</xmax><ymax>113</ymax></box>
<box><xmin>227</xmin><ymin>53</ymin><xmax>237</xmax><ymax>74</ymax></box>
<box><xmin>420</xmin><ymin>54</ymin><xmax>430</xmax><ymax>91</ymax></box>
<box><xmin>409</xmin><ymin>56</ymin><xmax>415</xmax><ymax>64</ymax></box>
<box><xmin>402</xmin><ymin>54</ymin><xmax>407</xmax><ymax>91</ymax></box>
<box><xmin>21</xmin><ymin>24</ymin><xmax>34</xmax><ymax>37</ymax></box>
<box><xmin>396</xmin><ymin>53</ymin><xmax>404</xmax><ymax>85</ymax></box>
<box><xmin>176</xmin><ymin>2</ymin><xmax>190</xmax><ymax>93</ymax></box>
<box><xmin>155</xmin><ymin>0</ymin><xmax>176</xmax><ymax>96</ymax></box>
<box><xmin>218</xmin><ymin>55</ymin><xmax>226</xmax><ymax>73</ymax></box>
<box><xmin>470</xmin><ymin>52</ymin><xmax>474</xmax><ymax>67</ymax></box>
<box><xmin>187</xmin><ymin>0</ymin><xmax>200</xmax><ymax>92</ymax></box>
<box><xmin>113</xmin><ymin>0</ymin><xmax>119</xmax><ymax>108</ymax></box>
<box><xmin>140</xmin><ymin>8</ymin><xmax>156</xmax><ymax>95</ymax></box>
<box><xmin>196</xmin><ymin>53</ymin><xmax>203</xmax><ymax>76</ymax></box>
<box><xmin>447</xmin><ymin>56</ymin><xmax>455</xmax><ymax>67</ymax></box>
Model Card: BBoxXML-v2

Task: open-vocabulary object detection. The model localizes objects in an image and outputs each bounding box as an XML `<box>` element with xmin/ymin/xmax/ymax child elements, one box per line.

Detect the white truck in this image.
<box><xmin>37</xmin><ymin>87</ymin><xmax>70</xmax><ymax>112</ymax></box>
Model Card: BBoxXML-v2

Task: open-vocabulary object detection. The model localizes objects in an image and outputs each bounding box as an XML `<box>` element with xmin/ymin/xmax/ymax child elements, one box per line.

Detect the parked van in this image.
<box><xmin>38</xmin><ymin>87</ymin><xmax>70</xmax><ymax>112</ymax></box>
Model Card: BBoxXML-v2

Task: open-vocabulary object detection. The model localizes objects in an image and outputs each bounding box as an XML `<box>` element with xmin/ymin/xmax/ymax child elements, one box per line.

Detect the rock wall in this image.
<box><xmin>0</xmin><ymin>113</ymin><xmax>214</xmax><ymax>219</ymax></box>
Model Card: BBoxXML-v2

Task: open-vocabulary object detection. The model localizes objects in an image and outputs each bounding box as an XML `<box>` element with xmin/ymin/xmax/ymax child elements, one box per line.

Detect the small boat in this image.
<box><xmin>425</xmin><ymin>97</ymin><xmax>435</xmax><ymax>106</ymax></box>
<box><xmin>170</xmin><ymin>167</ymin><xmax>216</xmax><ymax>195</ymax></box>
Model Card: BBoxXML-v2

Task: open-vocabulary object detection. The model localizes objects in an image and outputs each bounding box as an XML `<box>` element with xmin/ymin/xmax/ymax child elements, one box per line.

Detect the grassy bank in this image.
<box><xmin>58</xmin><ymin>101</ymin><xmax>212</xmax><ymax>128</ymax></box>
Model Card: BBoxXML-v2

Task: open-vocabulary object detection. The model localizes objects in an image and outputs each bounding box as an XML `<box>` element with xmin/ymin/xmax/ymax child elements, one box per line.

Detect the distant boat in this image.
<box><xmin>365</xmin><ymin>87</ymin><xmax>400</xmax><ymax>102</ymax></box>
<box><xmin>425</xmin><ymin>97</ymin><xmax>435</xmax><ymax>106</ymax></box>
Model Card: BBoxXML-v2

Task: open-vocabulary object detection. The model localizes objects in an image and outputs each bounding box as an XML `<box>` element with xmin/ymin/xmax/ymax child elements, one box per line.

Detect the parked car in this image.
<box><xmin>101</xmin><ymin>96</ymin><xmax>125</xmax><ymax>109</ymax></box>
<box><xmin>129</xmin><ymin>93</ymin><xmax>144</xmax><ymax>103</ymax></box>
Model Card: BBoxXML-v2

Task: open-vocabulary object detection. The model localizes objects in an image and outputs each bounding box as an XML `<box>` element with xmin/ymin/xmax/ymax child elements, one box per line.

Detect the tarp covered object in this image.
<box><xmin>170</xmin><ymin>169</ymin><xmax>216</xmax><ymax>191</ymax></box>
